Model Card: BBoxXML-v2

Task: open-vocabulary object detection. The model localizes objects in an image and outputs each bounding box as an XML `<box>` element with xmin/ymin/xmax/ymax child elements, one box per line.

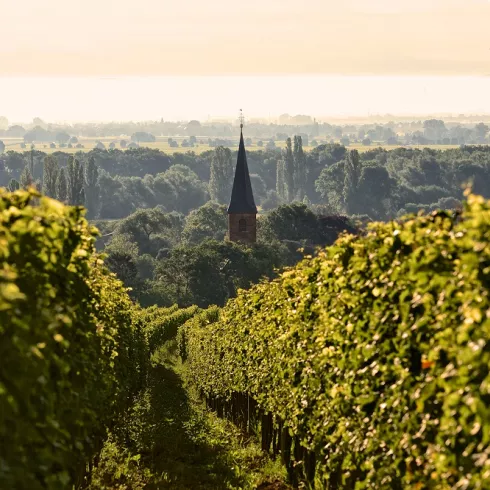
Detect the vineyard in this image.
<box><xmin>0</xmin><ymin>189</ymin><xmax>285</xmax><ymax>489</ymax></box>
<box><xmin>2</xmin><ymin>188</ymin><xmax>490</xmax><ymax>488</ymax></box>
<box><xmin>181</xmin><ymin>191</ymin><xmax>490</xmax><ymax>489</ymax></box>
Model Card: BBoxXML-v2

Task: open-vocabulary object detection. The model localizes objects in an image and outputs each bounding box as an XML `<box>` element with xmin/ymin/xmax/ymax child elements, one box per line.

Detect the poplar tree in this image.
<box><xmin>20</xmin><ymin>166</ymin><xmax>33</xmax><ymax>190</ymax></box>
<box><xmin>42</xmin><ymin>155</ymin><xmax>59</xmax><ymax>198</ymax></box>
<box><xmin>84</xmin><ymin>156</ymin><xmax>100</xmax><ymax>218</ymax></box>
<box><xmin>29</xmin><ymin>150</ymin><xmax>34</xmax><ymax>176</ymax></box>
<box><xmin>276</xmin><ymin>159</ymin><xmax>286</xmax><ymax>200</ymax></box>
<box><xmin>293</xmin><ymin>135</ymin><xmax>306</xmax><ymax>201</ymax></box>
<box><xmin>343</xmin><ymin>149</ymin><xmax>362</xmax><ymax>214</ymax></box>
<box><xmin>284</xmin><ymin>137</ymin><xmax>294</xmax><ymax>202</ymax></box>
<box><xmin>56</xmin><ymin>168</ymin><xmax>68</xmax><ymax>203</ymax></box>
<box><xmin>66</xmin><ymin>156</ymin><xmax>85</xmax><ymax>206</ymax></box>
<box><xmin>8</xmin><ymin>179</ymin><xmax>20</xmax><ymax>192</ymax></box>
<box><xmin>209</xmin><ymin>146</ymin><xmax>234</xmax><ymax>204</ymax></box>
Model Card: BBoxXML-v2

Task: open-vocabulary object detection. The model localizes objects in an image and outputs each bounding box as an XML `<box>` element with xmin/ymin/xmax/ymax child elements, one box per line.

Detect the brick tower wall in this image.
<box><xmin>228</xmin><ymin>214</ymin><xmax>257</xmax><ymax>243</ymax></box>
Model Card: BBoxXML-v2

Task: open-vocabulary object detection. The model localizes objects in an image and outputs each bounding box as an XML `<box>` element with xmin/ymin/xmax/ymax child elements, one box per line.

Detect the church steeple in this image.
<box><xmin>227</xmin><ymin>111</ymin><xmax>257</xmax><ymax>243</ymax></box>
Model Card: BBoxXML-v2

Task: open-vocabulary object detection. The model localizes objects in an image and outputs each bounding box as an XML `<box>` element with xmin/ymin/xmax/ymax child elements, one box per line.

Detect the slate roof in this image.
<box><xmin>227</xmin><ymin>131</ymin><xmax>257</xmax><ymax>214</ymax></box>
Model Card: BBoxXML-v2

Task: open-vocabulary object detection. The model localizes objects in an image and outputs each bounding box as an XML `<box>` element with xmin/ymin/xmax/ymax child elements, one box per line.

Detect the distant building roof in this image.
<box><xmin>228</xmin><ymin>131</ymin><xmax>257</xmax><ymax>214</ymax></box>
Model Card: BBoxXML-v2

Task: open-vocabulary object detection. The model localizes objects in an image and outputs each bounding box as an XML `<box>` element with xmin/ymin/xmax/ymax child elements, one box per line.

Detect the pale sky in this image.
<box><xmin>2</xmin><ymin>0</ymin><xmax>490</xmax><ymax>76</ymax></box>
<box><xmin>1</xmin><ymin>0</ymin><xmax>490</xmax><ymax>121</ymax></box>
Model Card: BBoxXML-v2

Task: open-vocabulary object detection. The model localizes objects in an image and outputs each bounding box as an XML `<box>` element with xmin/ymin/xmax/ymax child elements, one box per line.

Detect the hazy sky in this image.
<box><xmin>1</xmin><ymin>76</ymin><xmax>490</xmax><ymax>123</ymax></box>
<box><xmin>1</xmin><ymin>0</ymin><xmax>490</xmax><ymax>121</ymax></box>
<box><xmin>2</xmin><ymin>0</ymin><xmax>490</xmax><ymax>76</ymax></box>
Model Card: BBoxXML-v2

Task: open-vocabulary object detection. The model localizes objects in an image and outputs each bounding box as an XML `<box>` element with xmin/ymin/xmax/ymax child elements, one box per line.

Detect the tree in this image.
<box><xmin>475</xmin><ymin>123</ymin><xmax>489</xmax><ymax>143</ymax></box>
<box><xmin>357</xmin><ymin>165</ymin><xmax>394</xmax><ymax>219</ymax></box>
<box><xmin>131</xmin><ymin>132</ymin><xmax>156</xmax><ymax>143</ymax></box>
<box><xmin>20</xmin><ymin>166</ymin><xmax>34</xmax><ymax>189</ymax></box>
<box><xmin>259</xmin><ymin>203</ymin><xmax>324</xmax><ymax>244</ymax></box>
<box><xmin>103</xmin><ymin>233</ymin><xmax>143</xmax><ymax>297</ymax></box>
<box><xmin>261</xmin><ymin>190</ymin><xmax>281</xmax><ymax>211</ymax></box>
<box><xmin>293</xmin><ymin>135</ymin><xmax>306</xmax><ymax>200</ymax></box>
<box><xmin>66</xmin><ymin>157</ymin><xmax>85</xmax><ymax>206</ymax></box>
<box><xmin>55</xmin><ymin>132</ymin><xmax>71</xmax><ymax>145</ymax></box>
<box><xmin>56</xmin><ymin>168</ymin><xmax>68</xmax><ymax>203</ymax></box>
<box><xmin>42</xmin><ymin>155</ymin><xmax>59</xmax><ymax>198</ymax></box>
<box><xmin>315</xmin><ymin>161</ymin><xmax>346</xmax><ymax>213</ymax></box>
<box><xmin>423</xmin><ymin>119</ymin><xmax>447</xmax><ymax>141</ymax></box>
<box><xmin>153</xmin><ymin>240</ymin><xmax>286</xmax><ymax>307</ymax></box>
<box><xmin>159</xmin><ymin>165</ymin><xmax>208</xmax><ymax>214</ymax></box>
<box><xmin>117</xmin><ymin>208</ymin><xmax>176</xmax><ymax>256</ymax></box>
<box><xmin>276</xmin><ymin>159</ymin><xmax>286</xmax><ymax>200</ymax></box>
<box><xmin>209</xmin><ymin>146</ymin><xmax>234</xmax><ymax>204</ymax></box>
<box><xmin>182</xmin><ymin>201</ymin><xmax>228</xmax><ymax>245</ymax></box>
<box><xmin>284</xmin><ymin>137</ymin><xmax>294</xmax><ymax>202</ymax></box>
<box><xmin>84</xmin><ymin>156</ymin><xmax>100</xmax><ymax>219</ymax></box>
<box><xmin>343</xmin><ymin>150</ymin><xmax>362</xmax><ymax>214</ymax></box>
<box><xmin>0</xmin><ymin>141</ymin><xmax>5</xmax><ymax>154</ymax></box>
<box><xmin>250</xmin><ymin>174</ymin><xmax>267</xmax><ymax>202</ymax></box>
<box><xmin>8</xmin><ymin>179</ymin><xmax>20</xmax><ymax>192</ymax></box>
<box><xmin>7</xmin><ymin>125</ymin><xmax>26</xmax><ymax>138</ymax></box>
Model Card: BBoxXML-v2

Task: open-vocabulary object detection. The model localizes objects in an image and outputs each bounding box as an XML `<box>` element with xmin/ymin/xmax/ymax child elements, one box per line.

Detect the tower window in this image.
<box><xmin>239</xmin><ymin>219</ymin><xmax>247</xmax><ymax>232</ymax></box>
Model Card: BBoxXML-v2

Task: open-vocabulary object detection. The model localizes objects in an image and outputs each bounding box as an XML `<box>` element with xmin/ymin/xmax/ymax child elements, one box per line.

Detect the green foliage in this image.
<box><xmin>182</xmin><ymin>201</ymin><xmax>227</xmax><ymax>245</ymax></box>
<box><xmin>209</xmin><ymin>146</ymin><xmax>234</xmax><ymax>204</ymax></box>
<box><xmin>85</xmin><ymin>156</ymin><xmax>100</xmax><ymax>219</ymax></box>
<box><xmin>42</xmin><ymin>154</ymin><xmax>59</xmax><ymax>198</ymax></box>
<box><xmin>284</xmin><ymin>138</ymin><xmax>294</xmax><ymax>202</ymax></box>
<box><xmin>67</xmin><ymin>156</ymin><xmax>85</xmax><ymax>206</ymax></box>
<box><xmin>154</xmin><ymin>240</ymin><xmax>287</xmax><ymax>308</ymax></box>
<box><xmin>144</xmin><ymin>305</ymin><xmax>200</xmax><ymax>355</ymax></box>
<box><xmin>56</xmin><ymin>167</ymin><xmax>68</xmax><ymax>203</ymax></box>
<box><xmin>161</xmin><ymin>164</ymin><xmax>209</xmax><ymax>214</ymax></box>
<box><xmin>115</xmin><ymin>207</ymin><xmax>179</xmax><ymax>256</ymax></box>
<box><xmin>7</xmin><ymin>178</ymin><xmax>20</xmax><ymax>192</ymax></box>
<box><xmin>258</xmin><ymin>202</ymin><xmax>325</xmax><ymax>246</ymax></box>
<box><xmin>343</xmin><ymin>149</ymin><xmax>361</xmax><ymax>214</ymax></box>
<box><xmin>183</xmin><ymin>193</ymin><xmax>490</xmax><ymax>488</ymax></box>
<box><xmin>19</xmin><ymin>165</ymin><xmax>34</xmax><ymax>189</ymax></box>
<box><xmin>275</xmin><ymin>159</ymin><xmax>286</xmax><ymax>200</ymax></box>
<box><xmin>293</xmin><ymin>135</ymin><xmax>306</xmax><ymax>201</ymax></box>
<box><xmin>0</xmin><ymin>189</ymin><xmax>147</xmax><ymax>489</ymax></box>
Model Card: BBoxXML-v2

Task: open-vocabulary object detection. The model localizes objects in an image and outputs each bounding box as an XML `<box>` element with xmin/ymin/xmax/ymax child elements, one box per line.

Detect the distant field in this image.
<box><xmin>0</xmin><ymin>137</ymin><xmax>469</xmax><ymax>155</ymax></box>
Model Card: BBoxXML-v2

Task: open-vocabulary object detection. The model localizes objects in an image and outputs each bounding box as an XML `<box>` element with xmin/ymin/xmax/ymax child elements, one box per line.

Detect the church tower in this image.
<box><xmin>227</xmin><ymin>113</ymin><xmax>257</xmax><ymax>243</ymax></box>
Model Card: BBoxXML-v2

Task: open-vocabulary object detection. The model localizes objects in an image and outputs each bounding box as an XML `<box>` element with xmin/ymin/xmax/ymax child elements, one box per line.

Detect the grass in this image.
<box><xmin>1</xmin><ymin>136</ymin><xmax>468</xmax><ymax>155</ymax></box>
<box><xmin>87</xmin><ymin>341</ymin><xmax>289</xmax><ymax>490</ymax></box>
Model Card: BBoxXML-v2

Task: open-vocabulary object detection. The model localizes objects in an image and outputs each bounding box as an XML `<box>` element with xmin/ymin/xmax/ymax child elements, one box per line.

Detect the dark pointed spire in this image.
<box><xmin>228</xmin><ymin>129</ymin><xmax>257</xmax><ymax>214</ymax></box>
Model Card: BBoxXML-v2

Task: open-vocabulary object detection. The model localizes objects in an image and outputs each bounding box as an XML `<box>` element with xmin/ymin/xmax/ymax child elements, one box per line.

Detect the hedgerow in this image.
<box><xmin>0</xmin><ymin>190</ymin><xmax>148</xmax><ymax>489</ymax></box>
<box><xmin>183</xmin><ymin>192</ymin><xmax>490</xmax><ymax>488</ymax></box>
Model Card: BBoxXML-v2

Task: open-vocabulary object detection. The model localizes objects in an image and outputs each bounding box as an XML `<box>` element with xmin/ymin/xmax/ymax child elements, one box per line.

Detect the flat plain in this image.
<box><xmin>0</xmin><ymin>137</ymin><xmax>466</xmax><ymax>155</ymax></box>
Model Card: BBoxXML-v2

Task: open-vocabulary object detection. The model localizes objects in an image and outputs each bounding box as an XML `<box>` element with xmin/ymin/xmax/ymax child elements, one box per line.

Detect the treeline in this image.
<box><xmin>2</xmin><ymin>144</ymin><xmax>489</xmax><ymax>223</ymax></box>
<box><xmin>0</xmin><ymin>188</ymin><xmax>200</xmax><ymax>489</ymax></box>
<box><xmin>2</xmin><ymin>117</ymin><xmax>489</xmax><ymax>146</ymax></box>
<box><xmin>180</xmin><ymin>193</ymin><xmax>490</xmax><ymax>488</ymax></box>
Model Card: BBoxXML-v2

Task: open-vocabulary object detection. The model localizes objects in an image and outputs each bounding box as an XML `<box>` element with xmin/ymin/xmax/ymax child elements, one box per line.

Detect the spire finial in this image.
<box><xmin>239</xmin><ymin>109</ymin><xmax>244</xmax><ymax>131</ymax></box>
